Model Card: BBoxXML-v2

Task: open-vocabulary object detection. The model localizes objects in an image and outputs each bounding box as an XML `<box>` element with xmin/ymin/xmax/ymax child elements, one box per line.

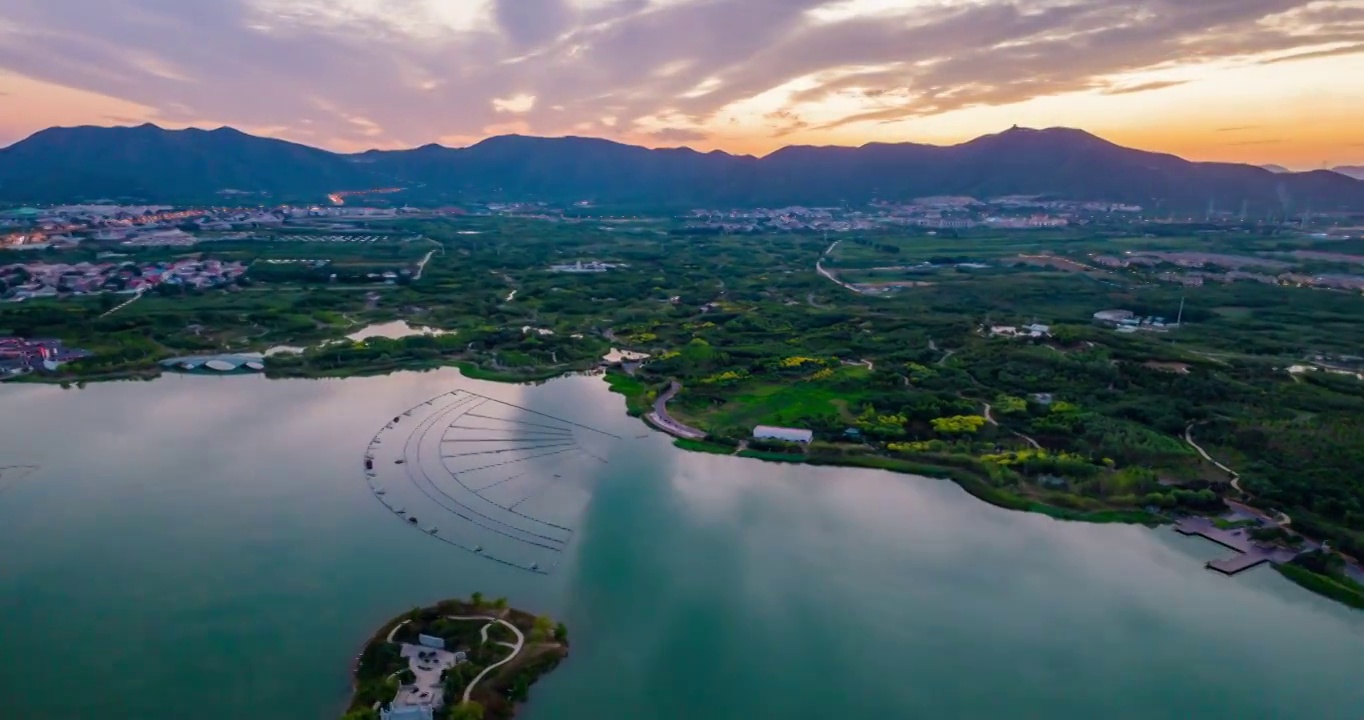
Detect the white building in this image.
<box><xmin>1093</xmin><ymin>309</ymin><xmax>1135</xmax><ymax>324</ymax></box>
<box><xmin>381</xmin><ymin>705</ymin><xmax>433</xmax><ymax>720</ymax></box>
<box><xmin>753</xmin><ymin>426</ymin><xmax>814</xmax><ymax>444</ymax></box>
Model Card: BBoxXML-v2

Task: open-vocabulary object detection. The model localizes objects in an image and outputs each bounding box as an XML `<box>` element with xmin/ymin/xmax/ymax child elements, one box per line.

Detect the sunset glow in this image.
<box><xmin>3</xmin><ymin>0</ymin><xmax>1364</xmax><ymax>168</ymax></box>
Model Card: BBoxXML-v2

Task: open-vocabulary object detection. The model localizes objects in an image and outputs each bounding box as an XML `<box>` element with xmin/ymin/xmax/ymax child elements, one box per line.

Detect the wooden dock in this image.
<box><xmin>1174</xmin><ymin>517</ymin><xmax>1298</xmax><ymax>576</ymax></box>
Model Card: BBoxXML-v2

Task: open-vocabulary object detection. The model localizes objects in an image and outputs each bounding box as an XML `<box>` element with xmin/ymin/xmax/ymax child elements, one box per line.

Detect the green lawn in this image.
<box><xmin>674</xmin><ymin>367</ymin><xmax>871</xmax><ymax>433</ymax></box>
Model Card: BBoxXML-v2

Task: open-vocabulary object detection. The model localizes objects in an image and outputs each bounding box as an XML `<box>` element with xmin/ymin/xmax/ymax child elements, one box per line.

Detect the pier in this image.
<box><xmin>1174</xmin><ymin>517</ymin><xmax>1300</xmax><ymax>576</ymax></box>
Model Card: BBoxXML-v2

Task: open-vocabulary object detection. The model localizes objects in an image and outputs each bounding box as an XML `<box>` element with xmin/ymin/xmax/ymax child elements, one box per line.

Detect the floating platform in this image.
<box><xmin>1174</xmin><ymin>517</ymin><xmax>1299</xmax><ymax>576</ymax></box>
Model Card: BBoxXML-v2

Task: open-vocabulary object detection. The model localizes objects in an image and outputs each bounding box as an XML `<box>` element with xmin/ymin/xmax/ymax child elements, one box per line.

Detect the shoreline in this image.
<box><xmin>13</xmin><ymin>358</ymin><xmax>1358</xmax><ymax>611</ymax></box>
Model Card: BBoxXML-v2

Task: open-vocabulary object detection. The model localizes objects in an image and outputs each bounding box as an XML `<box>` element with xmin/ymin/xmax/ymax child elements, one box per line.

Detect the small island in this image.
<box><xmin>344</xmin><ymin>594</ymin><xmax>569</xmax><ymax>720</ymax></box>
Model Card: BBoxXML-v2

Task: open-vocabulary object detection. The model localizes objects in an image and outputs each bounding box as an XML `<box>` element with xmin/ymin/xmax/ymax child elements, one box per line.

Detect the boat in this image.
<box><xmin>395</xmin><ymin>459</ymin><xmax>405</xmax><ymax>465</ymax></box>
<box><xmin>474</xmin><ymin>545</ymin><xmax>483</xmax><ymax>553</ymax></box>
<box><xmin>407</xmin><ymin>516</ymin><xmax>419</xmax><ymax>524</ymax></box>
<box><xmin>427</xmin><ymin>526</ymin><xmax>438</xmax><ymax>534</ymax></box>
<box><xmin>530</xmin><ymin>563</ymin><xmax>540</xmax><ymax>571</ymax></box>
<box><xmin>374</xmin><ymin>489</ymin><xmax>386</xmax><ymax>495</ymax></box>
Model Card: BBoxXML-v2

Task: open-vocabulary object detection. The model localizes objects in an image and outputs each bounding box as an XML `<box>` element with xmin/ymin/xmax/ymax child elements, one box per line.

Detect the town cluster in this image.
<box><xmin>1093</xmin><ymin>251</ymin><xmax>1364</xmax><ymax>291</ymax></box>
<box><xmin>681</xmin><ymin>196</ymin><xmax>1139</xmax><ymax>233</ymax></box>
<box><xmin>0</xmin><ymin>203</ymin><xmax>439</xmax><ymax>250</ymax></box>
<box><xmin>0</xmin><ymin>259</ymin><xmax>248</xmax><ymax>301</ymax></box>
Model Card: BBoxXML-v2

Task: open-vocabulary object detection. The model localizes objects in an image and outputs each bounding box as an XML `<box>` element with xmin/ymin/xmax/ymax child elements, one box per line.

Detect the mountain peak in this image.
<box><xmin>2</xmin><ymin>122</ymin><xmax>1362</xmax><ymax>210</ymax></box>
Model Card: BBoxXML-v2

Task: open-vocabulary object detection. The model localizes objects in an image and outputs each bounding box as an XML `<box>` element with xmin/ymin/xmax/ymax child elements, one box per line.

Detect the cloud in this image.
<box><xmin>1216</xmin><ymin>125</ymin><xmax>1261</xmax><ymax>132</ymax></box>
<box><xmin>0</xmin><ymin>0</ymin><xmax>1361</xmax><ymax>152</ymax></box>
<box><xmin>1226</xmin><ymin>138</ymin><xmax>1284</xmax><ymax>146</ymax></box>
<box><xmin>646</xmin><ymin>127</ymin><xmax>709</xmax><ymax>143</ymax></box>
<box><xmin>1260</xmin><ymin>42</ymin><xmax>1364</xmax><ymax>64</ymax></box>
<box><xmin>1101</xmin><ymin>80</ymin><xmax>1189</xmax><ymax>95</ymax></box>
<box><xmin>492</xmin><ymin>93</ymin><xmax>537</xmax><ymax>114</ymax></box>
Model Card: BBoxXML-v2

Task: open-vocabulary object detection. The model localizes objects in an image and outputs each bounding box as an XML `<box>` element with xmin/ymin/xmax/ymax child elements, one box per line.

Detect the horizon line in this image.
<box><xmin>4</xmin><ymin>121</ymin><xmax>1353</xmax><ymax>174</ymax></box>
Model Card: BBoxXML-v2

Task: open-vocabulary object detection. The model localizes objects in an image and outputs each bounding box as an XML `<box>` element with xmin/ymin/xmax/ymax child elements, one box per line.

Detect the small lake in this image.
<box><xmin>0</xmin><ymin>371</ymin><xmax>1361</xmax><ymax>719</ymax></box>
<box><xmin>346</xmin><ymin>321</ymin><xmax>454</xmax><ymax>342</ymax></box>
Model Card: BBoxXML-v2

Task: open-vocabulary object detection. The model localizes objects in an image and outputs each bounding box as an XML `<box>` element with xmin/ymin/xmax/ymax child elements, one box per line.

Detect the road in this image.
<box><xmin>444</xmin><ymin>615</ymin><xmax>526</xmax><ymax>704</ymax></box>
<box><xmin>815</xmin><ymin>239</ymin><xmax>860</xmax><ymax>293</ymax></box>
<box><xmin>645</xmin><ymin>381</ymin><xmax>707</xmax><ymax>440</ymax></box>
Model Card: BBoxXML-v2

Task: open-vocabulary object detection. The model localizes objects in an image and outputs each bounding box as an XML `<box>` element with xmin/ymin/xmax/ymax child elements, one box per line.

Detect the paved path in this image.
<box><xmin>444</xmin><ymin>615</ymin><xmax>525</xmax><ymax>704</ymax></box>
<box><xmin>1185</xmin><ymin>423</ymin><xmax>1240</xmax><ymax>486</ymax></box>
<box><xmin>99</xmin><ymin>289</ymin><xmax>146</xmax><ymax>318</ymax></box>
<box><xmin>645</xmin><ymin>381</ymin><xmax>707</xmax><ymax>440</ymax></box>
<box><xmin>413</xmin><ymin>249</ymin><xmax>437</xmax><ymax>281</ymax></box>
<box><xmin>386</xmin><ymin>619</ymin><xmax>410</xmax><ymax>644</ymax></box>
<box><xmin>1186</xmin><ymin>424</ymin><xmax>1291</xmax><ymax>526</ymax></box>
<box><xmin>982</xmin><ymin>402</ymin><xmax>1043</xmax><ymax>449</ymax></box>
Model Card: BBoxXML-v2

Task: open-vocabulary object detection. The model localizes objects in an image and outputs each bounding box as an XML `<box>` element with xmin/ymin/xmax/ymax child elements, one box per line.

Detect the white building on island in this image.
<box><xmin>753</xmin><ymin>425</ymin><xmax>814</xmax><ymax>444</ymax></box>
<box><xmin>381</xmin><ymin>705</ymin><xmax>433</xmax><ymax>720</ymax></box>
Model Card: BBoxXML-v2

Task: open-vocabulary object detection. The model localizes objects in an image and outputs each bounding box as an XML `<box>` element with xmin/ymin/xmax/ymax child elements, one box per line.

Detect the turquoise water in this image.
<box><xmin>0</xmin><ymin>370</ymin><xmax>1361</xmax><ymax>719</ymax></box>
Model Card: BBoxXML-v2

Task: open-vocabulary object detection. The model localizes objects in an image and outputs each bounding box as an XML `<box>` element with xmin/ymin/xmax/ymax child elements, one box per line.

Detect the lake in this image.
<box><xmin>0</xmin><ymin>370</ymin><xmax>1361</xmax><ymax>719</ymax></box>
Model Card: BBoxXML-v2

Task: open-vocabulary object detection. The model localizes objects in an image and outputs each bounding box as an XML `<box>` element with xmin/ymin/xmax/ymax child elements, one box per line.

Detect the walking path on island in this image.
<box><xmin>444</xmin><ymin>615</ymin><xmax>525</xmax><ymax>704</ymax></box>
<box><xmin>645</xmin><ymin>381</ymin><xmax>707</xmax><ymax>441</ymax></box>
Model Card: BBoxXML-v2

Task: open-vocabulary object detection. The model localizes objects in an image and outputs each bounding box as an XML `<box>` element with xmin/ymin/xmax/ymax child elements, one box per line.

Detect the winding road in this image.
<box><xmin>816</xmin><ymin>239</ymin><xmax>860</xmax><ymax>294</ymax></box>
<box><xmin>645</xmin><ymin>381</ymin><xmax>707</xmax><ymax>440</ymax></box>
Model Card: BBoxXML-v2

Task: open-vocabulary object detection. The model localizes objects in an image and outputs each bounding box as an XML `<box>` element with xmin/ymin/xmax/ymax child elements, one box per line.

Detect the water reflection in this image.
<box><xmin>346</xmin><ymin>320</ymin><xmax>453</xmax><ymax>342</ymax></box>
<box><xmin>0</xmin><ymin>372</ymin><xmax>1361</xmax><ymax>720</ymax></box>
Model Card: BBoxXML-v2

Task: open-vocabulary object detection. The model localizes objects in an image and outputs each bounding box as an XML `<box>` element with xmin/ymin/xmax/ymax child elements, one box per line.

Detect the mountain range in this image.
<box><xmin>2</xmin><ymin>123</ymin><xmax>1363</xmax><ymax>212</ymax></box>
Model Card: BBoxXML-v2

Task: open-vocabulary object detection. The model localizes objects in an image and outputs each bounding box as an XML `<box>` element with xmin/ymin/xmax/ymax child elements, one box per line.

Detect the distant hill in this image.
<box><xmin>1261</xmin><ymin>164</ymin><xmax>1291</xmax><ymax>174</ymax></box>
<box><xmin>3</xmin><ymin>123</ymin><xmax>1364</xmax><ymax>212</ymax></box>
<box><xmin>1333</xmin><ymin>166</ymin><xmax>1364</xmax><ymax>180</ymax></box>
<box><xmin>0</xmin><ymin>124</ymin><xmax>371</xmax><ymax>203</ymax></box>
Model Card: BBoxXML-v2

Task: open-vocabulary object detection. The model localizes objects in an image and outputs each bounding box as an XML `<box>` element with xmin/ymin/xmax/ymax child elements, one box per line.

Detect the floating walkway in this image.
<box><xmin>1174</xmin><ymin>517</ymin><xmax>1300</xmax><ymax>576</ymax></box>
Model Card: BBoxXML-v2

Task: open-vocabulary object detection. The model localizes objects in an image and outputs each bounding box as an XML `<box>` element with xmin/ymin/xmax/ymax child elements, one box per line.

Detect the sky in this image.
<box><xmin>2</xmin><ymin>0</ymin><xmax>1364</xmax><ymax>169</ymax></box>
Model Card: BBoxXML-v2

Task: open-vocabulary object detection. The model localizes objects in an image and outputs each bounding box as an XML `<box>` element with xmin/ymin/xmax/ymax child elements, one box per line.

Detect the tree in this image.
<box><xmin>530</xmin><ymin>615</ymin><xmax>554</xmax><ymax>642</ymax></box>
<box><xmin>492</xmin><ymin>597</ymin><xmax>509</xmax><ymax>611</ymax></box>
<box><xmin>553</xmin><ymin>622</ymin><xmax>568</xmax><ymax>643</ymax></box>
<box><xmin>449</xmin><ymin>701</ymin><xmax>484</xmax><ymax>720</ymax></box>
<box><xmin>470</xmin><ymin>592</ymin><xmax>484</xmax><ymax>608</ymax></box>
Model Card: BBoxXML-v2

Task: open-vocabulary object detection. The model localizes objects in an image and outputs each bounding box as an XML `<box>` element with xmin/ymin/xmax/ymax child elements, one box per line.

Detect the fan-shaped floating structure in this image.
<box><xmin>363</xmin><ymin>389</ymin><xmax>623</xmax><ymax>574</ymax></box>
